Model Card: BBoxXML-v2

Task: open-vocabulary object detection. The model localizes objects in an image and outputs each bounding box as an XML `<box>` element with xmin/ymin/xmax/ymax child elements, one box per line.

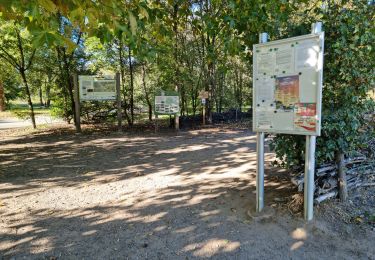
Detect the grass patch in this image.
<box><xmin>0</xmin><ymin>102</ymin><xmax>51</xmax><ymax>119</ymax></box>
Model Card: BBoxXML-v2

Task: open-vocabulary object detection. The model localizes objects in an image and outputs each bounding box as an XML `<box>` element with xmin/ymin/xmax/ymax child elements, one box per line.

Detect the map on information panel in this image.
<box><xmin>79</xmin><ymin>75</ymin><xmax>116</xmax><ymax>101</ymax></box>
<box><xmin>154</xmin><ymin>90</ymin><xmax>180</xmax><ymax>115</ymax></box>
<box><xmin>253</xmin><ymin>32</ymin><xmax>324</xmax><ymax>136</ymax></box>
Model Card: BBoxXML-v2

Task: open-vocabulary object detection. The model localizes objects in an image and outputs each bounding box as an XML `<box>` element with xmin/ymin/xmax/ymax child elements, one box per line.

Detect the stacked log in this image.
<box><xmin>290</xmin><ymin>155</ymin><xmax>375</xmax><ymax>204</ymax></box>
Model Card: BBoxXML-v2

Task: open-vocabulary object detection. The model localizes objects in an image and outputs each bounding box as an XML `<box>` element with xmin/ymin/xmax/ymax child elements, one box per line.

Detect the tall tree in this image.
<box><xmin>0</xmin><ymin>21</ymin><xmax>37</xmax><ymax>128</ymax></box>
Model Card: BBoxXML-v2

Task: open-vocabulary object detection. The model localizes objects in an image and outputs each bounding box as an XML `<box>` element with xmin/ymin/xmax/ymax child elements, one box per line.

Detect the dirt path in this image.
<box><xmin>0</xmin><ymin>127</ymin><xmax>373</xmax><ymax>259</ymax></box>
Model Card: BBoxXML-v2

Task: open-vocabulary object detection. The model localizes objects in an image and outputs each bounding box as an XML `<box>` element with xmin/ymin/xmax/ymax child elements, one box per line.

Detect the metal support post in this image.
<box><xmin>256</xmin><ymin>132</ymin><xmax>265</xmax><ymax>212</ymax></box>
<box><xmin>303</xmin><ymin>21</ymin><xmax>322</xmax><ymax>221</ymax></box>
<box><xmin>311</xmin><ymin>21</ymin><xmax>322</xmax><ymax>34</ymax></box>
<box><xmin>304</xmin><ymin>135</ymin><xmax>316</xmax><ymax>221</ymax></box>
<box><xmin>256</xmin><ymin>32</ymin><xmax>268</xmax><ymax>213</ymax></box>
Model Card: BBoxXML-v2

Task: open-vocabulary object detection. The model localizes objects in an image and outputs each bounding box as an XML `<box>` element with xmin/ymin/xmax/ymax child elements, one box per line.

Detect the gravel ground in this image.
<box><xmin>0</xmin><ymin>126</ymin><xmax>374</xmax><ymax>259</ymax></box>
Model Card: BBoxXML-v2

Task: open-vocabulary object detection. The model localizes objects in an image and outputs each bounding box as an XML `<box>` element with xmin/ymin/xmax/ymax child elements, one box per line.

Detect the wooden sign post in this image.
<box><xmin>199</xmin><ymin>90</ymin><xmax>209</xmax><ymax>126</ymax></box>
<box><xmin>202</xmin><ymin>98</ymin><xmax>206</xmax><ymax>125</ymax></box>
<box><xmin>73</xmin><ymin>74</ymin><xmax>81</xmax><ymax>133</ymax></box>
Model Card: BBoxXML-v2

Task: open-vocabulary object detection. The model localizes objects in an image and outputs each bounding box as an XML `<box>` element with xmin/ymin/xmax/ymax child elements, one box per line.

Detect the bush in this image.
<box><xmin>271</xmin><ymin>2</ymin><xmax>375</xmax><ymax>169</ymax></box>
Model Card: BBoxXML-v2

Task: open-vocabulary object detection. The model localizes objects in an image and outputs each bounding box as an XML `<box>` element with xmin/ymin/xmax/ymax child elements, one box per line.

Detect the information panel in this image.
<box><xmin>253</xmin><ymin>32</ymin><xmax>324</xmax><ymax>135</ymax></box>
<box><xmin>79</xmin><ymin>75</ymin><xmax>116</xmax><ymax>101</ymax></box>
<box><xmin>154</xmin><ymin>90</ymin><xmax>179</xmax><ymax>115</ymax></box>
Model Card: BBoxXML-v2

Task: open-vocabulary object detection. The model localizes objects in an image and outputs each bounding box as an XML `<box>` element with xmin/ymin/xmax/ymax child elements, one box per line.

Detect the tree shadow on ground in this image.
<box><xmin>1</xmin><ymin>128</ymin><xmax>370</xmax><ymax>259</ymax></box>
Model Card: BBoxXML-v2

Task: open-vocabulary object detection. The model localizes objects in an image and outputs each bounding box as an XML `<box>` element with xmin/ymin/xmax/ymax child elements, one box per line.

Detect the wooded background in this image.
<box><xmin>0</xmin><ymin>1</ymin><xmax>374</xmax><ymax>174</ymax></box>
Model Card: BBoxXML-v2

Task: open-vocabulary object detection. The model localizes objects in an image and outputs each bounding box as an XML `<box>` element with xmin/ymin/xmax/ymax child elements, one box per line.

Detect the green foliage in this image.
<box><xmin>8</xmin><ymin>103</ymin><xmax>51</xmax><ymax>119</ymax></box>
<box><xmin>3</xmin><ymin>79</ymin><xmax>22</xmax><ymax>103</ymax></box>
<box><xmin>50</xmin><ymin>98</ymin><xmax>71</xmax><ymax>121</ymax></box>
<box><xmin>269</xmin><ymin>135</ymin><xmax>306</xmax><ymax>169</ymax></box>
<box><xmin>270</xmin><ymin>1</ymin><xmax>375</xmax><ymax>168</ymax></box>
<box><xmin>319</xmin><ymin>1</ymin><xmax>375</xmax><ymax>158</ymax></box>
<box><xmin>0</xmin><ymin>65</ymin><xmax>22</xmax><ymax>103</ymax></box>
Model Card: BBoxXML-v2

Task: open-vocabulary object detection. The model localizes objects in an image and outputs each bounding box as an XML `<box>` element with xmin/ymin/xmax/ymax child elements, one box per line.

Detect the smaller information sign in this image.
<box><xmin>199</xmin><ymin>90</ymin><xmax>209</xmax><ymax>99</ymax></box>
<box><xmin>154</xmin><ymin>90</ymin><xmax>180</xmax><ymax>115</ymax></box>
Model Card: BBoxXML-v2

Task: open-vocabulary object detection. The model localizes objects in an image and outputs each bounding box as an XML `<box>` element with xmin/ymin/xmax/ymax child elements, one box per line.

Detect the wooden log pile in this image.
<box><xmin>291</xmin><ymin>155</ymin><xmax>375</xmax><ymax>204</ymax></box>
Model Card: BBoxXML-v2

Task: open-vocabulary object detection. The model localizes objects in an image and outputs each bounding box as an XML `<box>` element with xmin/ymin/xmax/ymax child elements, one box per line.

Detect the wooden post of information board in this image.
<box><xmin>73</xmin><ymin>74</ymin><xmax>81</xmax><ymax>133</ymax></box>
<box><xmin>116</xmin><ymin>73</ymin><xmax>122</xmax><ymax>132</ymax></box>
<box><xmin>201</xmin><ymin>97</ymin><xmax>206</xmax><ymax>126</ymax></box>
<box><xmin>200</xmin><ymin>92</ymin><xmax>207</xmax><ymax>126</ymax></box>
<box><xmin>155</xmin><ymin>114</ymin><xmax>158</xmax><ymax>133</ymax></box>
<box><xmin>203</xmin><ymin>104</ymin><xmax>206</xmax><ymax>126</ymax></box>
<box><xmin>175</xmin><ymin>114</ymin><xmax>179</xmax><ymax>131</ymax></box>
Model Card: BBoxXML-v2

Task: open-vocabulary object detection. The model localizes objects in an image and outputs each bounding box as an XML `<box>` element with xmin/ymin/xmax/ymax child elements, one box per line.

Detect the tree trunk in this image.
<box><xmin>173</xmin><ymin>3</ymin><xmax>183</xmax><ymax>116</ymax></box>
<box><xmin>141</xmin><ymin>64</ymin><xmax>152</xmax><ymax>121</ymax></box>
<box><xmin>148</xmin><ymin>103</ymin><xmax>152</xmax><ymax>121</ymax></box>
<box><xmin>207</xmin><ymin>61</ymin><xmax>215</xmax><ymax>123</ymax></box>
<box><xmin>336</xmin><ymin>151</ymin><xmax>347</xmax><ymax>201</ymax></box>
<box><xmin>39</xmin><ymin>83</ymin><xmax>44</xmax><ymax>107</ymax></box>
<box><xmin>45</xmin><ymin>72</ymin><xmax>51</xmax><ymax>107</ymax></box>
<box><xmin>0</xmin><ymin>80</ymin><xmax>5</xmax><ymax>111</ymax></box>
<box><xmin>239</xmin><ymin>71</ymin><xmax>243</xmax><ymax>112</ymax></box>
<box><xmin>67</xmin><ymin>74</ymin><xmax>75</xmax><ymax>125</ymax></box>
<box><xmin>191</xmin><ymin>71</ymin><xmax>202</xmax><ymax>116</ymax></box>
<box><xmin>128</xmin><ymin>46</ymin><xmax>134</xmax><ymax>125</ymax></box>
<box><xmin>56</xmin><ymin>47</ymin><xmax>70</xmax><ymax>122</ymax></box>
<box><xmin>117</xmin><ymin>36</ymin><xmax>132</xmax><ymax>125</ymax></box>
<box><xmin>62</xmin><ymin>49</ymin><xmax>77</xmax><ymax>127</ymax></box>
<box><xmin>20</xmin><ymin>70</ymin><xmax>36</xmax><ymax>129</ymax></box>
<box><xmin>13</xmin><ymin>27</ymin><xmax>36</xmax><ymax>127</ymax></box>
<box><xmin>45</xmin><ymin>86</ymin><xmax>51</xmax><ymax>107</ymax></box>
<box><xmin>218</xmin><ymin>72</ymin><xmax>225</xmax><ymax>113</ymax></box>
<box><xmin>192</xmin><ymin>96</ymin><xmax>197</xmax><ymax>115</ymax></box>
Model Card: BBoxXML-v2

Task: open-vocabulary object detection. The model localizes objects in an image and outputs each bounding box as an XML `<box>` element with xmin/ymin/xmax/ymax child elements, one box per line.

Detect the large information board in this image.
<box><xmin>79</xmin><ymin>75</ymin><xmax>116</xmax><ymax>101</ymax></box>
<box><xmin>253</xmin><ymin>32</ymin><xmax>324</xmax><ymax>136</ymax></box>
<box><xmin>154</xmin><ymin>90</ymin><xmax>179</xmax><ymax>115</ymax></box>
